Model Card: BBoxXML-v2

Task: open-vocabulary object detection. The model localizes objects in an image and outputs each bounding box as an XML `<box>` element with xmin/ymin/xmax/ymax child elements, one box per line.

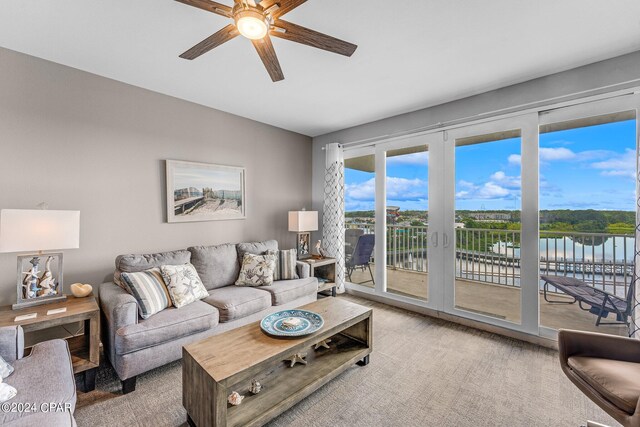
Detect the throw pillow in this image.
<box><xmin>0</xmin><ymin>355</ymin><xmax>14</xmax><ymax>379</ymax></box>
<box><xmin>121</xmin><ymin>268</ymin><xmax>173</xmax><ymax>319</ymax></box>
<box><xmin>235</xmin><ymin>253</ymin><xmax>277</xmax><ymax>287</ymax></box>
<box><xmin>160</xmin><ymin>264</ymin><xmax>209</xmax><ymax>308</ymax></box>
<box><xmin>279</xmin><ymin>249</ymin><xmax>298</xmax><ymax>280</ymax></box>
<box><xmin>266</xmin><ymin>250</ymin><xmax>280</xmax><ymax>281</ymax></box>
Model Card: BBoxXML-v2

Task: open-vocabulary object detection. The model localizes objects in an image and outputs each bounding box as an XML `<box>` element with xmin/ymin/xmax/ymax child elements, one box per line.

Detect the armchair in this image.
<box><xmin>558</xmin><ymin>329</ymin><xmax>640</xmax><ymax>427</ymax></box>
<box><xmin>0</xmin><ymin>326</ymin><xmax>77</xmax><ymax>426</ymax></box>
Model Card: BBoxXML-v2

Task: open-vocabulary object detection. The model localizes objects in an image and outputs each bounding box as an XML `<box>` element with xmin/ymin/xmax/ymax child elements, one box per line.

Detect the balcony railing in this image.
<box><xmin>345</xmin><ymin>223</ymin><xmax>634</xmax><ymax>297</ymax></box>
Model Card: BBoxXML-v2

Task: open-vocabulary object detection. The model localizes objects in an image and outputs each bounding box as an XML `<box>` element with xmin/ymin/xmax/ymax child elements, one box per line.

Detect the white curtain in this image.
<box><xmin>323</xmin><ymin>143</ymin><xmax>346</xmax><ymax>293</ymax></box>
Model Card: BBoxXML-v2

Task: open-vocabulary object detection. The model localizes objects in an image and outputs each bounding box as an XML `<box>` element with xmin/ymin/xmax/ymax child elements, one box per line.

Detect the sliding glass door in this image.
<box><xmin>343</xmin><ymin>93</ymin><xmax>640</xmax><ymax>339</ymax></box>
<box><xmin>443</xmin><ymin>116</ymin><xmax>539</xmax><ymax>333</ymax></box>
<box><xmin>537</xmin><ymin>95</ymin><xmax>640</xmax><ymax>338</ymax></box>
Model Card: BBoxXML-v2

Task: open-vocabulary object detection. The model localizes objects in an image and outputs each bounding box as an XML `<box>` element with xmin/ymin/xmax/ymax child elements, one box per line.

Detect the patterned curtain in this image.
<box><xmin>633</xmin><ymin>124</ymin><xmax>640</xmax><ymax>338</ymax></box>
<box><xmin>323</xmin><ymin>143</ymin><xmax>346</xmax><ymax>293</ymax></box>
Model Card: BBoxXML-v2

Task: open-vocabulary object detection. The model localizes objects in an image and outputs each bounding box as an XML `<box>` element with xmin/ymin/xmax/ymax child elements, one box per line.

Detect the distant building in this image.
<box><xmin>387</xmin><ymin>206</ymin><xmax>400</xmax><ymax>224</ymax></box>
<box><xmin>468</xmin><ymin>212</ymin><xmax>511</xmax><ymax>221</ymax></box>
<box><xmin>174</xmin><ymin>187</ymin><xmax>203</xmax><ymax>201</ymax></box>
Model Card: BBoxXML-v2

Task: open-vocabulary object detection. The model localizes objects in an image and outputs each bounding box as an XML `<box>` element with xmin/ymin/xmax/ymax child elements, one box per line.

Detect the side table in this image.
<box><xmin>301</xmin><ymin>257</ymin><xmax>337</xmax><ymax>297</ymax></box>
<box><xmin>0</xmin><ymin>295</ymin><xmax>100</xmax><ymax>391</ymax></box>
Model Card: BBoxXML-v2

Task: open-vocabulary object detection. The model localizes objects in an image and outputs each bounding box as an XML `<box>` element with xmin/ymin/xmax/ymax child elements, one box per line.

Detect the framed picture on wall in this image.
<box><xmin>166</xmin><ymin>160</ymin><xmax>246</xmax><ymax>223</ymax></box>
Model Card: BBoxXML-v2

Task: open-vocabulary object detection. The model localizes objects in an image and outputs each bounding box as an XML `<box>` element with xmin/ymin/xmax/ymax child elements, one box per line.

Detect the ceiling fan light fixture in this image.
<box><xmin>235</xmin><ymin>10</ymin><xmax>268</xmax><ymax>40</ymax></box>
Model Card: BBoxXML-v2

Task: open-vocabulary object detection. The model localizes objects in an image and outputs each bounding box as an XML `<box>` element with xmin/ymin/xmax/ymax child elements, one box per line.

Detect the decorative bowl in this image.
<box><xmin>260</xmin><ymin>309</ymin><xmax>324</xmax><ymax>337</ymax></box>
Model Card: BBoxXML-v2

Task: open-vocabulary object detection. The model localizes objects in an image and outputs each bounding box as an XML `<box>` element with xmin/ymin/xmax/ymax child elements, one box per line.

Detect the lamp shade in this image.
<box><xmin>0</xmin><ymin>209</ymin><xmax>80</xmax><ymax>253</ymax></box>
<box><xmin>288</xmin><ymin>211</ymin><xmax>318</xmax><ymax>232</ymax></box>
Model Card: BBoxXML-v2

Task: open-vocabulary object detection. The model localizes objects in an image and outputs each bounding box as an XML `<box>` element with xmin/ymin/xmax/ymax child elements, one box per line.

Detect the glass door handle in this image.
<box><xmin>430</xmin><ymin>232</ymin><xmax>439</xmax><ymax>247</ymax></box>
<box><xmin>443</xmin><ymin>233</ymin><xmax>450</xmax><ymax>248</ymax></box>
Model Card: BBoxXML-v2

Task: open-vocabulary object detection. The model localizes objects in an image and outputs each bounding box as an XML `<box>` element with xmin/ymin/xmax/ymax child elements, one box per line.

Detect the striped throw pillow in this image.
<box><xmin>279</xmin><ymin>249</ymin><xmax>298</xmax><ymax>280</ymax></box>
<box><xmin>121</xmin><ymin>268</ymin><xmax>172</xmax><ymax>319</ymax></box>
<box><xmin>266</xmin><ymin>250</ymin><xmax>280</xmax><ymax>281</ymax></box>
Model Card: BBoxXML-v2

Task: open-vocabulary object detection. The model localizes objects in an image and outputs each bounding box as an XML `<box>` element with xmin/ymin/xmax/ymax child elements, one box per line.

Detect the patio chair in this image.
<box><xmin>346</xmin><ymin>234</ymin><xmax>375</xmax><ymax>284</ymax></box>
<box><xmin>345</xmin><ymin>228</ymin><xmax>364</xmax><ymax>261</ymax></box>
<box><xmin>541</xmin><ymin>275</ymin><xmax>634</xmax><ymax>327</ymax></box>
<box><xmin>559</xmin><ymin>329</ymin><xmax>640</xmax><ymax>427</ymax></box>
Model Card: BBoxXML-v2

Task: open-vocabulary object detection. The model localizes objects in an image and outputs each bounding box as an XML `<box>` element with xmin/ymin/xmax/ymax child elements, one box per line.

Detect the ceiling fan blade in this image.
<box><xmin>259</xmin><ymin>0</ymin><xmax>307</xmax><ymax>18</ymax></box>
<box><xmin>251</xmin><ymin>36</ymin><xmax>284</xmax><ymax>82</ymax></box>
<box><xmin>180</xmin><ymin>24</ymin><xmax>240</xmax><ymax>60</ymax></box>
<box><xmin>175</xmin><ymin>0</ymin><xmax>233</xmax><ymax>18</ymax></box>
<box><xmin>271</xmin><ymin>19</ymin><xmax>357</xmax><ymax>57</ymax></box>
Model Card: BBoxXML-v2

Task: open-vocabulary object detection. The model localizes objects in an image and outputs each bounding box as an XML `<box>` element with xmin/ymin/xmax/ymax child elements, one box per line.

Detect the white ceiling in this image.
<box><xmin>1</xmin><ymin>1</ymin><xmax>640</xmax><ymax>137</ymax></box>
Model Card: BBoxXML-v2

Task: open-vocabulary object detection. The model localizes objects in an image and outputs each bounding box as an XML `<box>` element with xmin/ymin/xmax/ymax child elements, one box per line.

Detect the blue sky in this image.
<box><xmin>345</xmin><ymin>119</ymin><xmax>636</xmax><ymax>212</ymax></box>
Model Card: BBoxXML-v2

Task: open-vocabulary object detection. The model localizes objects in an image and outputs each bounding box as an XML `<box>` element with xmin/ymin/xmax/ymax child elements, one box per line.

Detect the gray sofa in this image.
<box><xmin>0</xmin><ymin>326</ymin><xmax>77</xmax><ymax>426</ymax></box>
<box><xmin>100</xmin><ymin>240</ymin><xmax>318</xmax><ymax>393</ymax></box>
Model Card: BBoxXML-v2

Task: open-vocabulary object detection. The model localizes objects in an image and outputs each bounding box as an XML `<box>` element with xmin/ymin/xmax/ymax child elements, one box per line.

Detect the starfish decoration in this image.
<box><xmin>314</xmin><ymin>339</ymin><xmax>332</xmax><ymax>350</ymax></box>
<box><xmin>284</xmin><ymin>353</ymin><xmax>307</xmax><ymax>368</ymax></box>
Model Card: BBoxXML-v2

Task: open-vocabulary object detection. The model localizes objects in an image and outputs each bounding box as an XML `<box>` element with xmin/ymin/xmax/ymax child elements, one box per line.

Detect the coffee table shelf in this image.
<box><xmin>227</xmin><ymin>333</ymin><xmax>367</xmax><ymax>427</ymax></box>
<box><xmin>183</xmin><ymin>298</ymin><xmax>372</xmax><ymax>427</ymax></box>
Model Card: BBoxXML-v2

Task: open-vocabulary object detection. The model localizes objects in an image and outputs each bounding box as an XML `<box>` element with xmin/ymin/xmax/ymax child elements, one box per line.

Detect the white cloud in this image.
<box><xmin>540</xmin><ymin>147</ymin><xmax>576</xmax><ymax>161</ymax></box>
<box><xmin>345</xmin><ymin>178</ymin><xmax>375</xmax><ymax>201</ymax></box>
<box><xmin>386</xmin><ymin>177</ymin><xmax>428</xmax><ymax>201</ymax></box>
<box><xmin>386</xmin><ymin>151</ymin><xmax>429</xmax><ymax>166</ymax></box>
<box><xmin>489</xmin><ymin>171</ymin><xmax>521</xmax><ymax>188</ymax></box>
<box><xmin>508</xmin><ymin>154</ymin><xmax>521</xmax><ymax>166</ymax></box>
<box><xmin>592</xmin><ymin>148</ymin><xmax>636</xmax><ymax>179</ymax></box>
<box><xmin>345</xmin><ymin>176</ymin><xmax>428</xmax><ymax>203</ymax></box>
<box><xmin>456</xmin><ymin>171</ymin><xmax>520</xmax><ymax>200</ymax></box>
<box><xmin>456</xmin><ymin>181</ymin><xmax>510</xmax><ymax>200</ymax></box>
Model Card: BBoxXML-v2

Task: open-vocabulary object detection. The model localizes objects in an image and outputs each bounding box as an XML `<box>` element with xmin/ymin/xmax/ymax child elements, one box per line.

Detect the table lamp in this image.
<box><xmin>288</xmin><ymin>210</ymin><xmax>318</xmax><ymax>259</ymax></box>
<box><xmin>0</xmin><ymin>209</ymin><xmax>80</xmax><ymax>309</ymax></box>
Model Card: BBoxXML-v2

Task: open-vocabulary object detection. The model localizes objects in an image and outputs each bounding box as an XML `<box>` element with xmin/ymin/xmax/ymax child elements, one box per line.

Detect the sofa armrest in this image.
<box><xmin>0</xmin><ymin>326</ymin><xmax>24</xmax><ymax>363</ymax></box>
<box><xmin>100</xmin><ymin>282</ymin><xmax>138</xmax><ymax>331</ymax></box>
<box><xmin>99</xmin><ymin>282</ymin><xmax>138</xmax><ymax>365</ymax></box>
<box><xmin>558</xmin><ymin>329</ymin><xmax>640</xmax><ymax>365</ymax></box>
<box><xmin>296</xmin><ymin>261</ymin><xmax>310</xmax><ymax>279</ymax></box>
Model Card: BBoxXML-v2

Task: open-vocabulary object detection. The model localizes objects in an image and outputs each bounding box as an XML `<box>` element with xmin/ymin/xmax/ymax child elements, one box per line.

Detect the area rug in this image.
<box><xmin>75</xmin><ymin>295</ymin><xmax>618</xmax><ymax>427</ymax></box>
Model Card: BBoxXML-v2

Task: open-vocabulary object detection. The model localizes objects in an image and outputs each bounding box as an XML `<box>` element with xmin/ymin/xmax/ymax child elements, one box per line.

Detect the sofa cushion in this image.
<box><xmin>115</xmin><ymin>301</ymin><xmax>219</xmax><ymax>355</ymax></box>
<box><xmin>259</xmin><ymin>277</ymin><xmax>319</xmax><ymax>306</ymax></box>
<box><xmin>2</xmin><ymin>340</ymin><xmax>76</xmax><ymax>426</ymax></box>
<box><xmin>237</xmin><ymin>240</ymin><xmax>278</xmax><ymax>261</ymax></box>
<box><xmin>189</xmin><ymin>244</ymin><xmax>240</xmax><ymax>290</ymax></box>
<box><xmin>114</xmin><ymin>250</ymin><xmax>191</xmax><ymax>289</ymax></box>
<box><xmin>569</xmin><ymin>355</ymin><xmax>640</xmax><ymax>414</ymax></box>
<box><xmin>203</xmin><ymin>286</ymin><xmax>272</xmax><ymax>322</ymax></box>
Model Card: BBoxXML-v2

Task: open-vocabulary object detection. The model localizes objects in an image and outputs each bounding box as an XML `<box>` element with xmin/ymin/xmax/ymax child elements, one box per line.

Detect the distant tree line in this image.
<box><xmin>347</xmin><ymin>209</ymin><xmax>635</xmax><ymax>235</ymax></box>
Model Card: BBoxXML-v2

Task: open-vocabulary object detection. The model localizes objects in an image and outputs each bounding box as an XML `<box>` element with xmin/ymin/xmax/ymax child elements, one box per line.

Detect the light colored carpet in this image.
<box><xmin>75</xmin><ymin>295</ymin><xmax>619</xmax><ymax>427</ymax></box>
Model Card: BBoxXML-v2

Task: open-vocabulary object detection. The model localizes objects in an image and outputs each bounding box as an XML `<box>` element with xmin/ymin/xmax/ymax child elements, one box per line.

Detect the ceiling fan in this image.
<box><xmin>175</xmin><ymin>0</ymin><xmax>358</xmax><ymax>82</ymax></box>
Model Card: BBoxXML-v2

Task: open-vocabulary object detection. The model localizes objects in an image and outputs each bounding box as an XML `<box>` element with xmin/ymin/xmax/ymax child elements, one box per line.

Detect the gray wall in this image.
<box><xmin>312</xmin><ymin>50</ymin><xmax>640</xmax><ymax>240</ymax></box>
<box><xmin>0</xmin><ymin>48</ymin><xmax>312</xmax><ymax>306</ymax></box>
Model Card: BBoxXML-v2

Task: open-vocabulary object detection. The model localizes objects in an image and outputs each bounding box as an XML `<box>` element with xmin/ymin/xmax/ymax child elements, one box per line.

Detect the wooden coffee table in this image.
<box><xmin>183</xmin><ymin>297</ymin><xmax>372</xmax><ymax>427</ymax></box>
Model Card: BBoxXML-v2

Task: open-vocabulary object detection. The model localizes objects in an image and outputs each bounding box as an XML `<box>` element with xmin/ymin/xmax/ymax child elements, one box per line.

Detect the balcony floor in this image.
<box><xmin>348</xmin><ymin>266</ymin><xmax>628</xmax><ymax>336</ymax></box>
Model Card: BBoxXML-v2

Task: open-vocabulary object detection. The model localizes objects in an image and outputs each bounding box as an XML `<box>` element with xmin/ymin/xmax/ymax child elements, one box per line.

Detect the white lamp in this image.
<box><xmin>0</xmin><ymin>209</ymin><xmax>80</xmax><ymax>309</ymax></box>
<box><xmin>288</xmin><ymin>210</ymin><xmax>318</xmax><ymax>259</ymax></box>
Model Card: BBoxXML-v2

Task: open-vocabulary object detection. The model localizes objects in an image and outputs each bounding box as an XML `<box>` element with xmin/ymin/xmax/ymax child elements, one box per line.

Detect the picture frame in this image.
<box><xmin>166</xmin><ymin>160</ymin><xmax>246</xmax><ymax>223</ymax></box>
<box><xmin>14</xmin><ymin>252</ymin><xmax>67</xmax><ymax>309</ymax></box>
